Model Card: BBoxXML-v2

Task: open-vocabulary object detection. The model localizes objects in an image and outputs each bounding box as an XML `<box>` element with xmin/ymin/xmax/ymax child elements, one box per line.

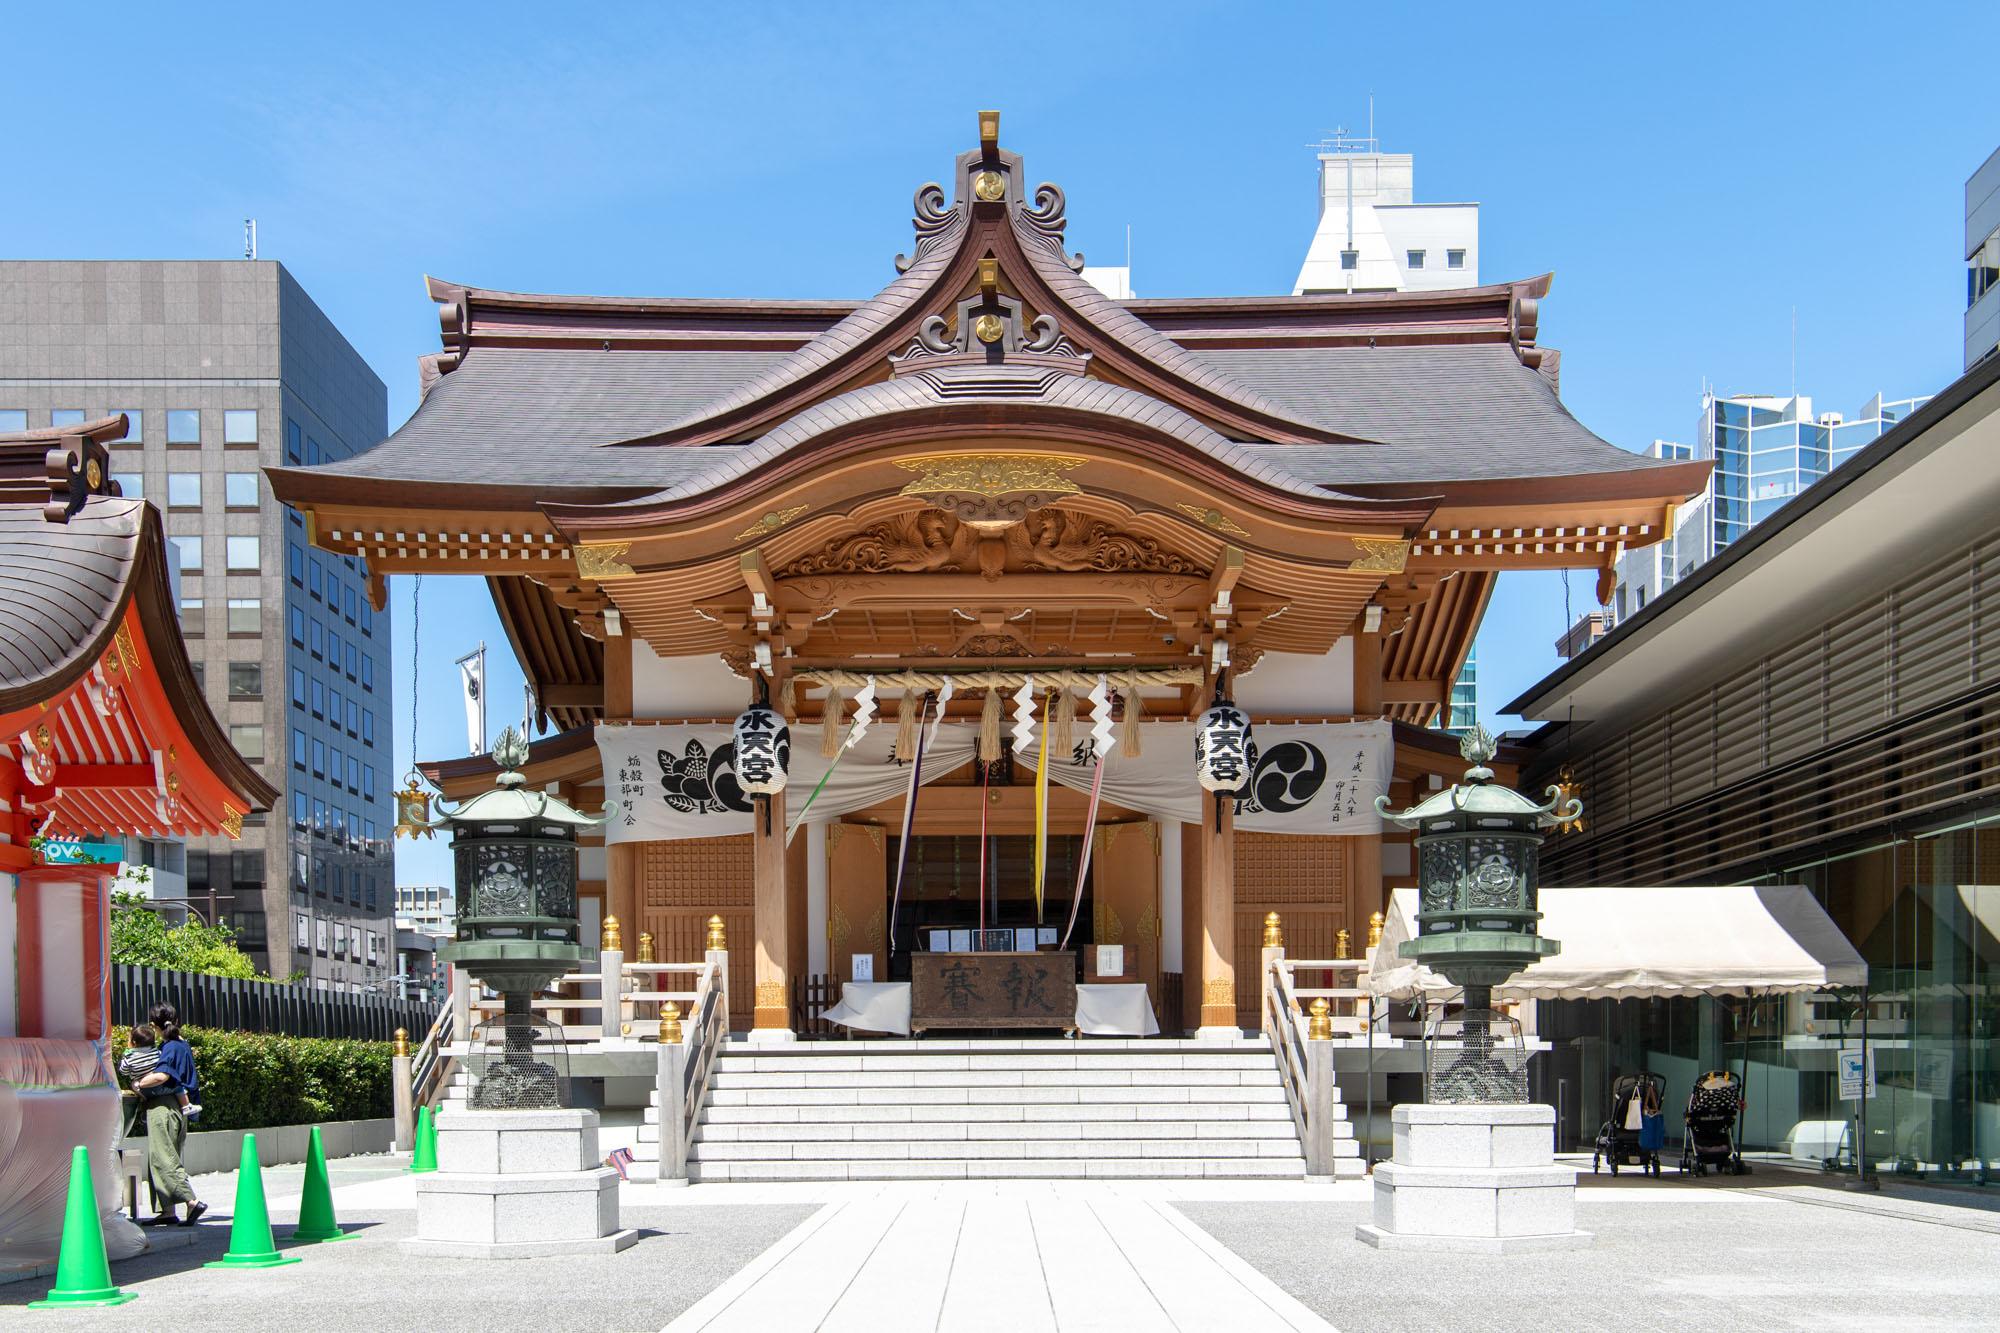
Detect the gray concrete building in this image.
<box><xmin>0</xmin><ymin>260</ymin><xmax>395</xmax><ymax>990</ymax></box>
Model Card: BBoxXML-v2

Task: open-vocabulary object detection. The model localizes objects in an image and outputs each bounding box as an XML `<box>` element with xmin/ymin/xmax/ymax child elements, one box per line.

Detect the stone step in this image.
<box><xmin>705</xmin><ymin>1083</ymin><xmax>1290</xmax><ymax>1108</ymax></box>
<box><xmin>688</xmin><ymin>1136</ymin><xmax>1308</xmax><ymax>1163</ymax></box>
<box><xmin>692</xmin><ymin>1117</ymin><xmax>1305</xmax><ymax>1144</ymax></box>
<box><xmin>700</xmin><ymin>1099</ymin><xmax>1303</xmax><ymax>1125</ymax></box>
<box><xmin>686</xmin><ymin>1157</ymin><xmax>1307</xmax><ymax>1182</ymax></box>
<box><xmin>707</xmin><ymin>1068</ymin><xmax>1284</xmax><ymax>1091</ymax></box>
<box><xmin>740</xmin><ymin>1038</ymin><xmax>1273</xmax><ymax>1053</ymax></box>
<box><xmin>713</xmin><ymin>1052</ymin><xmax>1281</xmax><ymax>1074</ymax></box>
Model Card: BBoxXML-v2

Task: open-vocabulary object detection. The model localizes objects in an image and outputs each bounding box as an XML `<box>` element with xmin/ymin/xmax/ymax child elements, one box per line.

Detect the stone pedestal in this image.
<box><xmin>401</xmin><ymin>1109</ymin><xmax>638</xmax><ymax>1258</ymax></box>
<box><xmin>1355</xmin><ymin>1103</ymin><xmax>1592</xmax><ymax>1253</ymax></box>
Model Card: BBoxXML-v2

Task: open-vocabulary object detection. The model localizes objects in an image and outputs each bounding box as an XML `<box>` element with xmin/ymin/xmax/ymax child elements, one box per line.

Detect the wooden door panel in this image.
<box><xmin>827</xmin><ymin>821</ymin><xmax>888</xmax><ymax>991</ymax></box>
<box><xmin>1091</xmin><ymin>821</ymin><xmax>1161</xmax><ymax>998</ymax></box>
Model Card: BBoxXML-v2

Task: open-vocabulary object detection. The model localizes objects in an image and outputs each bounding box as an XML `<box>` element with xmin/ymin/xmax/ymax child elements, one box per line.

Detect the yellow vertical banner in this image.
<box><xmin>1033</xmin><ymin>688</ymin><xmax>1052</xmax><ymax>923</ymax></box>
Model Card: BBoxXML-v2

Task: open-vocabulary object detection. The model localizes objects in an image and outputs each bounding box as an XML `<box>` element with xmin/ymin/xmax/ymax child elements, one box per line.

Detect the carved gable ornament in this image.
<box><xmin>776</xmin><ymin>507</ymin><xmax>1204</xmax><ymax>580</ymax></box>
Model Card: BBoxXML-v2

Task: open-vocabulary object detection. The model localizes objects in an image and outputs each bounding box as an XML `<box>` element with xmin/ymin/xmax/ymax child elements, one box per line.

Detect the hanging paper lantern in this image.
<box><xmin>732</xmin><ymin>705</ymin><xmax>791</xmax><ymax>795</ymax></box>
<box><xmin>1194</xmin><ymin>701</ymin><xmax>1257</xmax><ymax>794</ymax></box>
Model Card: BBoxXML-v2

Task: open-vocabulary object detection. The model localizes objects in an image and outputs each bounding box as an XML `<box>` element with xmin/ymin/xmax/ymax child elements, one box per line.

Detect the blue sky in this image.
<box><xmin>5</xmin><ymin>3</ymin><xmax>1994</xmax><ymax>886</ymax></box>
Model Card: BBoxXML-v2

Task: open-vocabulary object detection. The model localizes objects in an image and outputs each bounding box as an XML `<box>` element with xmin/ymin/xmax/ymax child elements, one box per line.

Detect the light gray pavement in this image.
<box><xmin>8</xmin><ymin>1153</ymin><xmax>2000</xmax><ymax>1332</ymax></box>
<box><xmin>1182</xmin><ymin>1162</ymin><xmax>2000</xmax><ymax>1333</ymax></box>
<box><xmin>0</xmin><ymin>1154</ymin><xmax>814</xmax><ymax>1333</ymax></box>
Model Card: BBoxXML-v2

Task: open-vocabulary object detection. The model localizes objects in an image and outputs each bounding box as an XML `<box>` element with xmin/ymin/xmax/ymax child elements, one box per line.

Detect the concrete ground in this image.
<box><xmin>1184</xmin><ymin>1159</ymin><xmax>2000</xmax><ymax>1333</ymax></box>
<box><xmin>6</xmin><ymin>1152</ymin><xmax>2000</xmax><ymax>1332</ymax></box>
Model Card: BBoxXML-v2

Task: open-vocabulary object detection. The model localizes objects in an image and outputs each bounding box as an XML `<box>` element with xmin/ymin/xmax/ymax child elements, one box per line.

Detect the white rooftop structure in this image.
<box><xmin>1294</xmin><ymin>134</ymin><xmax>1478</xmax><ymax>295</ymax></box>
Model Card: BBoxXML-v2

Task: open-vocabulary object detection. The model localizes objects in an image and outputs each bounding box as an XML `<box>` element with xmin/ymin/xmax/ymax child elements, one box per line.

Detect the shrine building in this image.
<box><xmin>271</xmin><ymin>114</ymin><xmax>1707</xmax><ymax>1040</ymax></box>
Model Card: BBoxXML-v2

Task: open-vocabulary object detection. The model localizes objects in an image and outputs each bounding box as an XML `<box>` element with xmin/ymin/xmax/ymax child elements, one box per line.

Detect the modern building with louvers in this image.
<box><xmin>1510</xmin><ymin>348</ymin><xmax>2000</xmax><ymax>1172</ymax></box>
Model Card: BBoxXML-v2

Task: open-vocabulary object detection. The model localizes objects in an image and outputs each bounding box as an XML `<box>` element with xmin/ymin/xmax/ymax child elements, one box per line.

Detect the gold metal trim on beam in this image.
<box><xmin>1176</xmin><ymin>504</ymin><xmax>1249</xmax><ymax>537</ymax></box>
<box><xmin>573</xmin><ymin>541</ymin><xmax>636</xmax><ymax>580</ymax></box>
<box><xmin>1349</xmin><ymin>538</ymin><xmax>1411</xmax><ymax>573</ymax></box>
<box><xmin>734</xmin><ymin>505</ymin><xmax>808</xmax><ymax>543</ymax></box>
<box><xmin>896</xmin><ymin>453</ymin><xmax>1085</xmax><ymax>499</ymax></box>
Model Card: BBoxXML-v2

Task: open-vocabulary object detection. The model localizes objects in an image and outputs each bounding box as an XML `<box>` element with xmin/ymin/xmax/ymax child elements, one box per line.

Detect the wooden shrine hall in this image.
<box><xmin>272</xmin><ymin>113</ymin><xmax>1707</xmax><ymax>1040</ymax></box>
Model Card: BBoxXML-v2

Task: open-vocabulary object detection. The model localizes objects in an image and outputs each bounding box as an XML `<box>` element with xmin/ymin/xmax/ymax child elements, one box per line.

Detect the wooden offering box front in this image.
<box><xmin>910</xmin><ymin>951</ymin><xmax>1077</xmax><ymax>1031</ymax></box>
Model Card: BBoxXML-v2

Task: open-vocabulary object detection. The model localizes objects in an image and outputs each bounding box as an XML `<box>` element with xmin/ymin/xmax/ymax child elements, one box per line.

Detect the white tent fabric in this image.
<box><xmin>1368</xmin><ymin>884</ymin><xmax>1868</xmax><ymax>1001</ymax></box>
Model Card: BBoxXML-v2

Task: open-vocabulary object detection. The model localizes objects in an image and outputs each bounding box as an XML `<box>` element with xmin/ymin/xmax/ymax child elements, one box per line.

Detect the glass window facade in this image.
<box><xmin>223</xmin><ymin>409</ymin><xmax>258</xmax><ymax>443</ymax></box>
<box><xmin>1548</xmin><ymin>822</ymin><xmax>2000</xmax><ymax>1184</ymax></box>
<box><xmin>226</xmin><ymin>536</ymin><xmax>259</xmax><ymax>570</ymax></box>
<box><xmin>167</xmin><ymin>473</ymin><xmax>201</xmax><ymax>507</ymax></box>
<box><xmin>225</xmin><ymin>473</ymin><xmax>259</xmax><ymax>506</ymax></box>
<box><xmin>166</xmin><ymin>409</ymin><xmax>200</xmax><ymax>443</ymax></box>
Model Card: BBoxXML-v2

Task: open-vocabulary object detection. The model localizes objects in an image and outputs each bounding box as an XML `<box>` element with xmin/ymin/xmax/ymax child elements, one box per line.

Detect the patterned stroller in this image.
<box><xmin>1680</xmin><ymin>1069</ymin><xmax>1748</xmax><ymax>1176</ymax></box>
<box><xmin>1592</xmin><ymin>1072</ymin><xmax>1666</xmax><ymax>1176</ymax></box>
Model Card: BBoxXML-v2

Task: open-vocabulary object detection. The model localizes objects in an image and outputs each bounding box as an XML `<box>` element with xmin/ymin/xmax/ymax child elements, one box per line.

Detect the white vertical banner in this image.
<box><xmin>457</xmin><ymin>644</ymin><xmax>487</xmax><ymax>756</ymax></box>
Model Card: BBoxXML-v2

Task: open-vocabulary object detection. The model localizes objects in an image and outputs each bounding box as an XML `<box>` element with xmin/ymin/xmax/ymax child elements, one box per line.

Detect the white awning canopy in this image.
<box><xmin>1368</xmin><ymin>884</ymin><xmax>1868</xmax><ymax>1001</ymax></box>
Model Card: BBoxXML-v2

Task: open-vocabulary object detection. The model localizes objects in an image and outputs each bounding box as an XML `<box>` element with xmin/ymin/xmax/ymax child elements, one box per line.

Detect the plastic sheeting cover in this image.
<box><xmin>0</xmin><ymin>1037</ymin><xmax>147</xmax><ymax>1269</ymax></box>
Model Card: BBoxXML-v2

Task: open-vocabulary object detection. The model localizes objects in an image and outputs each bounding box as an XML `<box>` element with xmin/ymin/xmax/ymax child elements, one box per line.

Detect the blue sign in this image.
<box><xmin>38</xmin><ymin>840</ymin><xmax>125</xmax><ymax>866</ymax></box>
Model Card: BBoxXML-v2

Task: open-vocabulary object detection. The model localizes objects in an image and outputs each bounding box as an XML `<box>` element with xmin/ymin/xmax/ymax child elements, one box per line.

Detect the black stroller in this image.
<box><xmin>1592</xmin><ymin>1072</ymin><xmax>1666</xmax><ymax>1176</ymax></box>
<box><xmin>1680</xmin><ymin>1069</ymin><xmax>1748</xmax><ymax>1176</ymax></box>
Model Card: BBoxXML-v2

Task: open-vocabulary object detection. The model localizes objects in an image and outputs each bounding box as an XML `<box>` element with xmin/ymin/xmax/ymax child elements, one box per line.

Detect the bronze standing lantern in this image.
<box><xmin>1376</xmin><ymin>728</ymin><xmax>1580</xmax><ymax>1102</ymax></box>
<box><xmin>414</xmin><ymin>727</ymin><xmax>616</xmax><ymax>1107</ymax></box>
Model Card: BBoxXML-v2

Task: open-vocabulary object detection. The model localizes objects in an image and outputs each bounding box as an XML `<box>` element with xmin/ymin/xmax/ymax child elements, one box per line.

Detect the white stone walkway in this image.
<box><xmin>659</xmin><ymin>1181</ymin><xmax>1337</xmax><ymax>1333</ymax></box>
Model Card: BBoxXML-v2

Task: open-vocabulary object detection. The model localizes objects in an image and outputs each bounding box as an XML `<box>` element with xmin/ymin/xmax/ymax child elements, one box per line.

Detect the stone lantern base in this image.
<box><xmin>1354</xmin><ymin>1104</ymin><xmax>1593</xmax><ymax>1253</ymax></box>
<box><xmin>400</xmin><ymin>1109</ymin><xmax>637</xmax><ymax>1258</ymax></box>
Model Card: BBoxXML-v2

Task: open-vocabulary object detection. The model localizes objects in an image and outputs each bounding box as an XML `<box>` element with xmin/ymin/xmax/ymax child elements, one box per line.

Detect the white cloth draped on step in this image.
<box><xmin>594</xmin><ymin>720</ymin><xmax>1391</xmax><ymax>843</ymax></box>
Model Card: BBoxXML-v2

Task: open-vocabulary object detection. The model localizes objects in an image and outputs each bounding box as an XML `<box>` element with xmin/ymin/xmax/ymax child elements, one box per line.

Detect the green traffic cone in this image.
<box><xmin>203</xmin><ymin>1135</ymin><xmax>301</xmax><ymax>1269</ymax></box>
<box><xmin>409</xmin><ymin>1105</ymin><xmax>438</xmax><ymax>1174</ymax></box>
<box><xmin>28</xmin><ymin>1145</ymin><xmax>136</xmax><ymax>1308</ymax></box>
<box><xmin>290</xmin><ymin>1127</ymin><xmax>345</xmax><ymax>1243</ymax></box>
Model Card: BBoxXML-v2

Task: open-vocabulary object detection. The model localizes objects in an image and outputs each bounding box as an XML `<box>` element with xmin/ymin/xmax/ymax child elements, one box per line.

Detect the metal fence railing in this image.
<box><xmin>111</xmin><ymin>964</ymin><xmax>438</xmax><ymax>1041</ymax></box>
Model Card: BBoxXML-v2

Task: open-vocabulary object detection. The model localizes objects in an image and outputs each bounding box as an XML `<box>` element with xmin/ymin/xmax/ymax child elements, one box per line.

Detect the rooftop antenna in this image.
<box><xmin>1369</xmin><ymin>91</ymin><xmax>1374</xmax><ymax>146</ymax></box>
<box><xmin>244</xmin><ymin>219</ymin><xmax>257</xmax><ymax>260</ymax></box>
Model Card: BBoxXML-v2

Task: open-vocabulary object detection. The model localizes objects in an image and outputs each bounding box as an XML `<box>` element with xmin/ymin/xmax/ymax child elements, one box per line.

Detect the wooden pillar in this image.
<box><xmin>1196</xmin><ymin>794</ymin><xmax>1238</xmax><ymax>1035</ymax></box>
<box><xmin>750</xmin><ymin>785</ymin><xmax>792</xmax><ymax>1037</ymax></box>
<box><xmin>607</xmin><ymin>843</ymin><xmax>640</xmax><ymax>955</ymax></box>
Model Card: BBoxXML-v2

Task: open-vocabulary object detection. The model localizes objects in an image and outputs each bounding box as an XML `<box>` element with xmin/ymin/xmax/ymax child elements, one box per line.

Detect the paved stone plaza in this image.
<box><xmin>6</xmin><ymin>1153</ymin><xmax>1999</xmax><ymax>1331</ymax></box>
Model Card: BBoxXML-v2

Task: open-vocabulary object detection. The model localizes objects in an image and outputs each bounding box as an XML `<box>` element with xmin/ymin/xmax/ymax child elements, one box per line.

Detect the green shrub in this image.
<box><xmin>110</xmin><ymin>1026</ymin><xmax>393</xmax><ymax>1132</ymax></box>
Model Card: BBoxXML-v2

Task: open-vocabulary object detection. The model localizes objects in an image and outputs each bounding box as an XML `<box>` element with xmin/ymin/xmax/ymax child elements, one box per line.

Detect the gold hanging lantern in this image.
<box><xmin>394</xmin><ymin>773</ymin><xmax>435</xmax><ymax>840</ymax></box>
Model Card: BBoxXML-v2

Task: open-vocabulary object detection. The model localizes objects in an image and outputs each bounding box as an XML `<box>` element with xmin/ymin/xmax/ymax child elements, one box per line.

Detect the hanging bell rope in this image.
<box><xmin>818</xmin><ymin>685</ymin><xmax>845</xmax><ymax>758</ymax></box>
<box><xmin>977</xmin><ymin>687</ymin><xmax>1004</xmax><ymax>763</ymax></box>
<box><xmin>1047</xmin><ymin>685</ymin><xmax>1075</xmax><ymax>758</ymax></box>
<box><xmin>1119</xmin><ymin>671</ymin><xmax>1147</xmax><ymax>757</ymax></box>
<box><xmin>894</xmin><ymin>687</ymin><xmax>920</xmax><ymax>761</ymax></box>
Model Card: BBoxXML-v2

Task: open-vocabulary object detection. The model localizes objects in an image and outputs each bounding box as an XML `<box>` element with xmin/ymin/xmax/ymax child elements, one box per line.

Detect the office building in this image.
<box><xmin>0</xmin><ymin>261</ymin><xmax>395</xmax><ymax>989</ymax></box>
<box><xmin>1294</xmin><ymin>134</ymin><xmax>1478</xmax><ymax>295</ymax></box>
<box><xmin>1968</xmin><ymin>144</ymin><xmax>2000</xmax><ymax>369</ymax></box>
<box><xmin>1432</xmin><ymin>645</ymin><xmax>1478</xmax><ymax>735</ymax></box>
<box><xmin>1609</xmin><ymin>392</ymin><xmax>1927</xmax><ymax>622</ymax></box>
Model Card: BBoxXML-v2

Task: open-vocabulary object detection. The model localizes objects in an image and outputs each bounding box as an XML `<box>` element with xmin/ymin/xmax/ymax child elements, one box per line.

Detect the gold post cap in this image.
<box><xmin>706</xmin><ymin>915</ymin><xmax>727</xmax><ymax>952</ymax></box>
<box><xmin>1367</xmin><ymin>911</ymin><xmax>1385</xmax><ymax>949</ymax></box>
<box><xmin>1335</xmin><ymin>928</ymin><xmax>1351</xmax><ymax>960</ymax></box>
<box><xmin>1307</xmin><ymin>997</ymin><xmax>1334</xmax><ymax>1041</ymax></box>
<box><xmin>660</xmin><ymin>1001</ymin><xmax>683</xmax><ymax>1045</ymax></box>
<box><xmin>1262</xmin><ymin>911</ymin><xmax>1283</xmax><ymax>949</ymax></box>
<box><xmin>393</xmin><ymin>1027</ymin><xmax>409</xmax><ymax>1057</ymax></box>
<box><xmin>637</xmin><ymin>931</ymin><xmax>655</xmax><ymax>964</ymax></box>
<box><xmin>601</xmin><ymin>915</ymin><xmax>623</xmax><ymax>952</ymax></box>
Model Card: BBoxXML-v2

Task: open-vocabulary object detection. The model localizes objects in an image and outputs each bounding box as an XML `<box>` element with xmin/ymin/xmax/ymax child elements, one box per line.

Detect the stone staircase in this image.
<box><xmin>638</xmin><ymin>1037</ymin><xmax>1359</xmax><ymax>1182</ymax></box>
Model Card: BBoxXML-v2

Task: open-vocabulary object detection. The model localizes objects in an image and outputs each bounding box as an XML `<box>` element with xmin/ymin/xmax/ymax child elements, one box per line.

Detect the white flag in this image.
<box><xmin>458</xmin><ymin>646</ymin><xmax>487</xmax><ymax>755</ymax></box>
